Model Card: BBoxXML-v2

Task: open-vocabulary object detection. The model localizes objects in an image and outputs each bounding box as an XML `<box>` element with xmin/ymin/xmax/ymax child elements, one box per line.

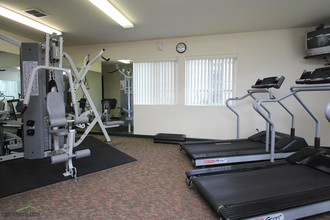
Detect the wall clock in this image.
<box><xmin>176</xmin><ymin>42</ymin><xmax>187</xmax><ymax>53</ymax></box>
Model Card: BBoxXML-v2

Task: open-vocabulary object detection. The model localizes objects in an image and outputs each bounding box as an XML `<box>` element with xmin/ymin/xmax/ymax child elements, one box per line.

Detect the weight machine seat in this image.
<box><xmin>46</xmin><ymin>91</ymin><xmax>69</xmax><ymax>137</ymax></box>
<box><xmin>47</xmin><ymin>91</ymin><xmax>89</xmax><ymax>133</ymax></box>
<box><xmin>47</xmin><ymin>91</ymin><xmax>91</xmax><ymax>178</ymax></box>
<box><xmin>46</xmin><ymin>92</ymin><xmax>67</xmax><ymax>128</ymax></box>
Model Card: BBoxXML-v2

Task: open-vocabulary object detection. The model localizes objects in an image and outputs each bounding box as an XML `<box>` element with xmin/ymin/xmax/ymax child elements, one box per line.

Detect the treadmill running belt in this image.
<box><xmin>193</xmin><ymin>165</ymin><xmax>330</xmax><ymax>219</ymax></box>
<box><xmin>220</xmin><ymin>186</ymin><xmax>330</xmax><ymax>219</ymax></box>
<box><xmin>185</xmin><ymin>140</ymin><xmax>263</xmax><ymax>155</ymax></box>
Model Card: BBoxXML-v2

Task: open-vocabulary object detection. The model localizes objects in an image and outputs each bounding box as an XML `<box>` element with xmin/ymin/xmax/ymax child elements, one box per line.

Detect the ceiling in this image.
<box><xmin>0</xmin><ymin>0</ymin><xmax>330</xmax><ymax>47</ymax></box>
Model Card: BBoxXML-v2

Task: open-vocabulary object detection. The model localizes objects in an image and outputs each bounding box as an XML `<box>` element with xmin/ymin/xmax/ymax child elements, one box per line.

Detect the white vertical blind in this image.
<box><xmin>185</xmin><ymin>57</ymin><xmax>235</xmax><ymax>106</ymax></box>
<box><xmin>133</xmin><ymin>60</ymin><xmax>177</xmax><ymax>105</ymax></box>
<box><xmin>0</xmin><ymin>80</ymin><xmax>20</xmax><ymax>98</ymax></box>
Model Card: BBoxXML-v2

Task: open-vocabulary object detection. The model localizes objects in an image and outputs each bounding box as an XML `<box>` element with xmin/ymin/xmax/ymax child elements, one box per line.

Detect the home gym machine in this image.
<box><xmin>63</xmin><ymin>50</ymin><xmax>124</xmax><ymax>145</ymax></box>
<box><xmin>186</xmin><ymin>67</ymin><xmax>330</xmax><ymax>220</ymax></box>
<box><xmin>21</xmin><ymin>33</ymin><xmax>90</xmax><ymax>178</ymax></box>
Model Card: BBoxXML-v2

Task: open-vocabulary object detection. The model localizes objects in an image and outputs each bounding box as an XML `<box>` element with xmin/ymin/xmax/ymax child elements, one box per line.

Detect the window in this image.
<box><xmin>185</xmin><ymin>57</ymin><xmax>236</xmax><ymax>106</ymax></box>
<box><xmin>0</xmin><ymin>80</ymin><xmax>20</xmax><ymax>98</ymax></box>
<box><xmin>133</xmin><ymin>60</ymin><xmax>177</xmax><ymax>105</ymax></box>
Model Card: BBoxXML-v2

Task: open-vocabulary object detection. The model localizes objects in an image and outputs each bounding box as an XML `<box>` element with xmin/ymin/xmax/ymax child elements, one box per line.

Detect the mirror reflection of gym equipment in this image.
<box><xmin>0</xmin><ymin>47</ymin><xmax>23</xmax><ymax>161</ymax></box>
<box><xmin>102</xmin><ymin>61</ymin><xmax>133</xmax><ymax>133</ymax></box>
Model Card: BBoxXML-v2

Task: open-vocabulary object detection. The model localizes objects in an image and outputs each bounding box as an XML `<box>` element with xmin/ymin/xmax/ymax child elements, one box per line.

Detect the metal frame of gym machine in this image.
<box><xmin>187</xmin><ymin>70</ymin><xmax>330</xmax><ymax>220</ymax></box>
<box><xmin>180</xmin><ymin>76</ymin><xmax>308</xmax><ymax>167</ymax></box>
<box><xmin>22</xmin><ymin>34</ymin><xmax>91</xmax><ymax>177</ymax></box>
<box><xmin>63</xmin><ymin>50</ymin><xmax>124</xmax><ymax>145</ymax></box>
<box><xmin>21</xmin><ymin>34</ymin><xmax>75</xmax><ymax>159</ymax></box>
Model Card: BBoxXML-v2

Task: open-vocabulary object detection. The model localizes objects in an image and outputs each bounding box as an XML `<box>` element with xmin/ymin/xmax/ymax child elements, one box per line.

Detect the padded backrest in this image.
<box><xmin>46</xmin><ymin>91</ymin><xmax>67</xmax><ymax>128</ymax></box>
<box><xmin>102</xmin><ymin>98</ymin><xmax>117</xmax><ymax>110</ymax></box>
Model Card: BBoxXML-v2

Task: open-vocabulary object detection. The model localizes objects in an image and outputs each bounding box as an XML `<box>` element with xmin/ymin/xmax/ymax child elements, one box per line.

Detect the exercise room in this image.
<box><xmin>1</xmin><ymin>0</ymin><xmax>330</xmax><ymax>219</ymax></box>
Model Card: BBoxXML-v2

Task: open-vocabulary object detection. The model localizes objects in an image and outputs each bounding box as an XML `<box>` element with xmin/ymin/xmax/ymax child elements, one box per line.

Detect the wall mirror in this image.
<box><xmin>102</xmin><ymin>60</ymin><xmax>133</xmax><ymax>132</ymax></box>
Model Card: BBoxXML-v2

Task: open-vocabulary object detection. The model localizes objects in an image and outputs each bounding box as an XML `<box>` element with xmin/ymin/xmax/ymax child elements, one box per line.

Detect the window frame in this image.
<box><xmin>133</xmin><ymin>59</ymin><xmax>178</xmax><ymax>105</ymax></box>
<box><xmin>185</xmin><ymin>55</ymin><xmax>236</xmax><ymax>106</ymax></box>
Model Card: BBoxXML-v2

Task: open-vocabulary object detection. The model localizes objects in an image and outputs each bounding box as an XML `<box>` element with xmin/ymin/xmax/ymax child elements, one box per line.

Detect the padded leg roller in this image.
<box><xmin>51</xmin><ymin>149</ymin><xmax>91</xmax><ymax>164</ymax></box>
<box><xmin>76</xmin><ymin>149</ymin><xmax>91</xmax><ymax>159</ymax></box>
<box><xmin>51</xmin><ymin>154</ymin><xmax>69</xmax><ymax>164</ymax></box>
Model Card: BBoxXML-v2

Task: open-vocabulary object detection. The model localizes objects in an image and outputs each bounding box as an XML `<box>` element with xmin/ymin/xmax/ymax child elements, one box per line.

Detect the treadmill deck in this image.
<box><xmin>192</xmin><ymin>149</ymin><xmax>330</xmax><ymax>219</ymax></box>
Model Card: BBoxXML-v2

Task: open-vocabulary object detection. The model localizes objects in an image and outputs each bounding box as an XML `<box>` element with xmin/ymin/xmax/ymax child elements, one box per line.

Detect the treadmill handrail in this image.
<box><xmin>226</xmin><ymin>87</ymin><xmax>295</xmax><ymax>148</ymax></box>
<box><xmin>226</xmin><ymin>88</ymin><xmax>273</xmax><ymax>139</ymax></box>
<box><xmin>250</xmin><ymin>89</ymin><xmax>296</xmax><ymax>149</ymax></box>
<box><xmin>253</xmin><ymin>84</ymin><xmax>330</xmax><ymax>162</ymax></box>
<box><xmin>253</xmin><ymin>91</ymin><xmax>300</xmax><ymax>162</ymax></box>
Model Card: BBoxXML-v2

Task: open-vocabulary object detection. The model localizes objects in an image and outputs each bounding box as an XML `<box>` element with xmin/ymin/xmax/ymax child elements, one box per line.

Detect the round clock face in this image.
<box><xmin>176</xmin><ymin>42</ymin><xmax>187</xmax><ymax>53</ymax></box>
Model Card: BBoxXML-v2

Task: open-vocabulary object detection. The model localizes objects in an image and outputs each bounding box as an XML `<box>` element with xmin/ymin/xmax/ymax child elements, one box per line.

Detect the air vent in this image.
<box><xmin>24</xmin><ymin>8</ymin><xmax>48</xmax><ymax>18</ymax></box>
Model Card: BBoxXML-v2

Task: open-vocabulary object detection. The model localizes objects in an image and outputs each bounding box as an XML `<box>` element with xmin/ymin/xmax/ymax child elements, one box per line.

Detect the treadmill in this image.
<box><xmin>180</xmin><ymin>76</ymin><xmax>308</xmax><ymax>166</ymax></box>
<box><xmin>187</xmin><ymin>67</ymin><xmax>330</xmax><ymax>219</ymax></box>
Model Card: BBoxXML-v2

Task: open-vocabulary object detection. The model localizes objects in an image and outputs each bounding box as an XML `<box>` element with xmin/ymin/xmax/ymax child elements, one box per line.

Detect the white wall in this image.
<box><xmin>0</xmin><ymin>30</ymin><xmax>37</xmax><ymax>54</ymax></box>
<box><xmin>0</xmin><ymin>52</ymin><xmax>20</xmax><ymax>81</ymax></box>
<box><xmin>1</xmin><ymin>27</ymin><xmax>329</xmax><ymax>145</ymax></box>
<box><xmin>60</xmin><ymin>28</ymin><xmax>330</xmax><ymax>146</ymax></box>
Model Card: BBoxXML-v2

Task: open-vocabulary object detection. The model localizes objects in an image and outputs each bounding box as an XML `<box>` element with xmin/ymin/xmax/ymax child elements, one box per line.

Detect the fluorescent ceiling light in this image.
<box><xmin>118</xmin><ymin>60</ymin><xmax>131</xmax><ymax>64</ymax></box>
<box><xmin>0</xmin><ymin>6</ymin><xmax>61</xmax><ymax>35</ymax></box>
<box><xmin>89</xmin><ymin>0</ymin><xmax>134</xmax><ymax>28</ymax></box>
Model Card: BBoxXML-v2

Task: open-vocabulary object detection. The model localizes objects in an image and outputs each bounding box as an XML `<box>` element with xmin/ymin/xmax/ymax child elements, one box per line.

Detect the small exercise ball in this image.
<box><xmin>325</xmin><ymin>102</ymin><xmax>330</xmax><ymax>122</ymax></box>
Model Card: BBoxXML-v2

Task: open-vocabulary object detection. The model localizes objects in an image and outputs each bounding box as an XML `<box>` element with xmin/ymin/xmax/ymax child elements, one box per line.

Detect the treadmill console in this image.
<box><xmin>252</xmin><ymin>75</ymin><xmax>285</xmax><ymax>89</ymax></box>
<box><xmin>296</xmin><ymin>66</ymin><xmax>330</xmax><ymax>84</ymax></box>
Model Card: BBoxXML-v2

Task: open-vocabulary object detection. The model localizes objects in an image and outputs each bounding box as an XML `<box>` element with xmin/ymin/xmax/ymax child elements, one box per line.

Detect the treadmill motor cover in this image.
<box><xmin>287</xmin><ymin>147</ymin><xmax>330</xmax><ymax>174</ymax></box>
<box><xmin>248</xmin><ymin>131</ymin><xmax>308</xmax><ymax>151</ymax></box>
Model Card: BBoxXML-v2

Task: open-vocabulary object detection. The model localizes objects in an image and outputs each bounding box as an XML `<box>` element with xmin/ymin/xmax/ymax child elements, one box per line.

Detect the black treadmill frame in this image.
<box><xmin>180</xmin><ymin>76</ymin><xmax>299</xmax><ymax>167</ymax></box>
<box><xmin>187</xmin><ymin>75</ymin><xmax>330</xmax><ymax>219</ymax></box>
<box><xmin>191</xmin><ymin>155</ymin><xmax>330</xmax><ymax>220</ymax></box>
<box><xmin>180</xmin><ymin>131</ymin><xmax>308</xmax><ymax>167</ymax></box>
